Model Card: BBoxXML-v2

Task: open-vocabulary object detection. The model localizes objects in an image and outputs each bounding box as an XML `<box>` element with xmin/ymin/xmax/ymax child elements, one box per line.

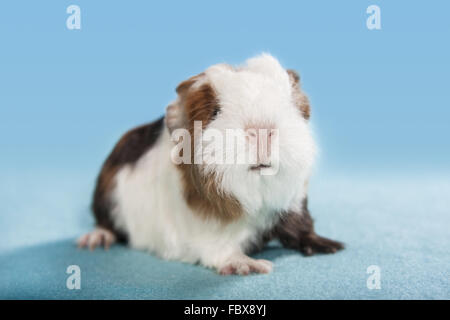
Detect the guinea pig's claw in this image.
<box><xmin>77</xmin><ymin>228</ymin><xmax>116</xmax><ymax>251</ymax></box>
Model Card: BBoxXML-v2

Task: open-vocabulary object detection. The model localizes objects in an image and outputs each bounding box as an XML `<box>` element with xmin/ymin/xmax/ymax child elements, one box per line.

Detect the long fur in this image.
<box><xmin>86</xmin><ymin>54</ymin><xmax>343</xmax><ymax>274</ymax></box>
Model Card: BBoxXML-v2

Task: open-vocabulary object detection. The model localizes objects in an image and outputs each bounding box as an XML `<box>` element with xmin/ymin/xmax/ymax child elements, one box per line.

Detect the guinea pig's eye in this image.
<box><xmin>211</xmin><ymin>106</ymin><xmax>220</xmax><ymax>118</ymax></box>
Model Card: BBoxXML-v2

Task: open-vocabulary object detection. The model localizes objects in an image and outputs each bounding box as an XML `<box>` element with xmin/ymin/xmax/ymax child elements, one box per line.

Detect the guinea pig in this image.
<box><xmin>77</xmin><ymin>54</ymin><xmax>343</xmax><ymax>275</ymax></box>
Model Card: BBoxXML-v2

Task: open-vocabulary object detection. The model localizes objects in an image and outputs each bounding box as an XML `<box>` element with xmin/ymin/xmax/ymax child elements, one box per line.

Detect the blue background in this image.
<box><xmin>0</xmin><ymin>1</ymin><xmax>449</xmax><ymax>299</ymax></box>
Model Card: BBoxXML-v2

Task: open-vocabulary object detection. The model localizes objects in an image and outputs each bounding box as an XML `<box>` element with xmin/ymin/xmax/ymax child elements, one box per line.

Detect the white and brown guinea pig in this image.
<box><xmin>78</xmin><ymin>54</ymin><xmax>343</xmax><ymax>275</ymax></box>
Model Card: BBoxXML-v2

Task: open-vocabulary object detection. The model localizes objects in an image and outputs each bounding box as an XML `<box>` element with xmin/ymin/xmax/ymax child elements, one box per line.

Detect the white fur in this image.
<box><xmin>106</xmin><ymin>54</ymin><xmax>316</xmax><ymax>273</ymax></box>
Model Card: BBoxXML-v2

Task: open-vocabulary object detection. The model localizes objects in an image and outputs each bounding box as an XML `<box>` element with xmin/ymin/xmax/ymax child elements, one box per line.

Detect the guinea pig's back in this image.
<box><xmin>91</xmin><ymin>116</ymin><xmax>166</xmax><ymax>243</ymax></box>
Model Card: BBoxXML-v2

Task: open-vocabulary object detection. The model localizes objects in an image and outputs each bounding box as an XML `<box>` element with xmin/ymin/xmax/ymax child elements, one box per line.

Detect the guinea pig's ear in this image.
<box><xmin>287</xmin><ymin>69</ymin><xmax>300</xmax><ymax>84</ymax></box>
<box><xmin>167</xmin><ymin>72</ymin><xmax>221</xmax><ymax>134</ymax></box>
<box><xmin>165</xmin><ymin>73</ymin><xmax>204</xmax><ymax>134</ymax></box>
<box><xmin>287</xmin><ymin>69</ymin><xmax>310</xmax><ymax>120</ymax></box>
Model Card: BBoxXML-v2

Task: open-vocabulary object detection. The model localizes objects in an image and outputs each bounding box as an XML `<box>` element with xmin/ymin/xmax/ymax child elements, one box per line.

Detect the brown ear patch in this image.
<box><xmin>184</xmin><ymin>83</ymin><xmax>220</xmax><ymax>131</ymax></box>
<box><xmin>287</xmin><ymin>69</ymin><xmax>310</xmax><ymax>120</ymax></box>
<box><xmin>176</xmin><ymin>73</ymin><xmax>205</xmax><ymax>95</ymax></box>
<box><xmin>171</xmin><ymin>73</ymin><xmax>220</xmax><ymax>133</ymax></box>
<box><xmin>287</xmin><ymin>69</ymin><xmax>300</xmax><ymax>84</ymax></box>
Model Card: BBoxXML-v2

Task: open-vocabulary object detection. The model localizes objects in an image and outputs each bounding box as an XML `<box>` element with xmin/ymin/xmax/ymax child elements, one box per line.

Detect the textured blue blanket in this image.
<box><xmin>1</xmin><ymin>173</ymin><xmax>448</xmax><ymax>299</ymax></box>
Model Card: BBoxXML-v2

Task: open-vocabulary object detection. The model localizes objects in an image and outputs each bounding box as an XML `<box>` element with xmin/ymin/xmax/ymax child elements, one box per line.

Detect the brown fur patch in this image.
<box><xmin>269</xmin><ymin>198</ymin><xmax>344</xmax><ymax>255</ymax></box>
<box><xmin>176</xmin><ymin>73</ymin><xmax>205</xmax><ymax>96</ymax></box>
<box><xmin>184</xmin><ymin>83</ymin><xmax>221</xmax><ymax>131</ymax></box>
<box><xmin>174</xmin><ymin>77</ymin><xmax>244</xmax><ymax>222</ymax></box>
<box><xmin>179</xmin><ymin>165</ymin><xmax>243</xmax><ymax>222</ymax></box>
<box><xmin>287</xmin><ymin>69</ymin><xmax>311</xmax><ymax>120</ymax></box>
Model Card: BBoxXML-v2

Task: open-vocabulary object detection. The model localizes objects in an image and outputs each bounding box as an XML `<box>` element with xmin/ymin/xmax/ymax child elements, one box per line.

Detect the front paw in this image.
<box><xmin>299</xmin><ymin>234</ymin><xmax>344</xmax><ymax>256</ymax></box>
<box><xmin>218</xmin><ymin>256</ymin><xmax>273</xmax><ymax>275</ymax></box>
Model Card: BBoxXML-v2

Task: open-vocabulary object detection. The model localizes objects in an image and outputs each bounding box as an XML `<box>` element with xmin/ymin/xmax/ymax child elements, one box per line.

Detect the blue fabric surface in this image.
<box><xmin>1</xmin><ymin>172</ymin><xmax>449</xmax><ymax>299</ymax></box>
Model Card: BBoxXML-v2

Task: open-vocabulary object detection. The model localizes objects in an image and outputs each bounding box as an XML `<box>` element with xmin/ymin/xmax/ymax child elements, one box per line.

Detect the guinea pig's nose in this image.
<box><xmin>245</xmin><ymin>123</ymin><xmax>276</xmax><ymax>166</ymax></box>
<box><xmin>245</xmin><ymin>122</ymin><xmax>276</xmax><ymax>136</ymax></box>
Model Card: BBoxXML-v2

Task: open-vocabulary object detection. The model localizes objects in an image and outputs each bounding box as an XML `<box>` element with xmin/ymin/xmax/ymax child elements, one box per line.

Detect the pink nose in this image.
<box><xmin>245</xmin><ymin>124</ymin><xmax>276</xmax><ymax>166</ymax></box>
